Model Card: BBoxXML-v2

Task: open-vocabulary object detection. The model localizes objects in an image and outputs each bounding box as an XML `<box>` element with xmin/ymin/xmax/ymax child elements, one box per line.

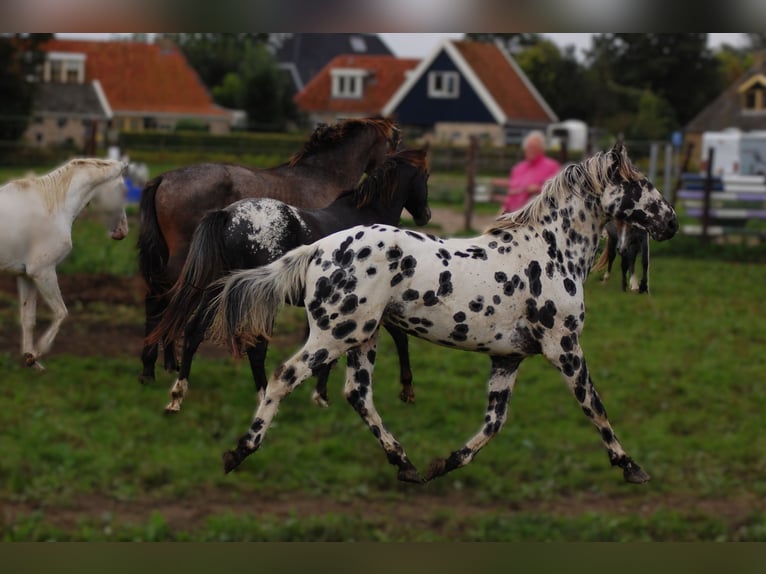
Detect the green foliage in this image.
<box><xmin>0</xmin><ymin>34</ymin><xmax>52</xmax><ymax>152</ymax></box>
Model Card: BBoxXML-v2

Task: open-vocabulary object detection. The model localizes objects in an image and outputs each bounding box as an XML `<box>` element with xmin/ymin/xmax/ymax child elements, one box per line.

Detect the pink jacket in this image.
<box><xmin>502</xmin><ymin>155</ymin><xmax>561</xmax><ymax>213</ymax></box>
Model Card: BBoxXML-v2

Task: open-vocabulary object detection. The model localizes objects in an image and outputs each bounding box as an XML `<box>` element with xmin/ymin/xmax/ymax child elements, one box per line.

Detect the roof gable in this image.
<box><xmin>294</xmin><ymin>55</ymin><xmax>418</xmax><ymax>115</ymax></box>
<box><xmin>32</xmin><ymin>81</ymin><xmax>110</xmax><ymax>119</ymax></box>
<box><xmin>273</xmin><ymin>33</ymin><xmax>393</xmax><ymax>92</ymax></box>
<box><xmin>686</xmin><ymin>58</ymin><xmax>766</xmax><ymax>133</ymax></box>
<box><xmin>383</xmin><ymin>39</ymin><xmax>557</xmax><ymax>125</ymax></box>
<box><xmin>40</xmin><ymin>39</ymin><xmax>228</xmax><ymax>118</ymax></box>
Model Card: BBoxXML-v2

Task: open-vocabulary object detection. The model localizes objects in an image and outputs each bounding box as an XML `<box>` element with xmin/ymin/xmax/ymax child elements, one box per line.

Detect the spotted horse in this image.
<box><xmin>593</xmin><ymin>219</ymin><xmax>650</xmax><ymax>294</ymax></box>
<box><xmin>209</xmin><ymin>141</ymin><xmax>678</xmax><ymax>485</ymax></box>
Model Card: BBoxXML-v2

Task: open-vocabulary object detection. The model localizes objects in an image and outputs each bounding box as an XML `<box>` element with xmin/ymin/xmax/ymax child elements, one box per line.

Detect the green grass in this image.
<box><xmin>1</xmin><ymin>242</ymin><xmax>766</xmax><ymax>540</ymax></box>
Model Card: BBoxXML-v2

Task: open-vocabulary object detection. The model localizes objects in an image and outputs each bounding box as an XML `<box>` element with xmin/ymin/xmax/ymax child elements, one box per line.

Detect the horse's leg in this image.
<box><xmin>638</xmin><ymin>236</ymin><xmax>650</xmax><ymax>294</ymax></box>
<box><xmin>164</xmin><ymin>305</ymin><xmax>212</xmax><ymax>413</ymax></box>
<box><xmin>383</xmin><ymin>324</ymin><xmax>415</xmax><ymax>403</ymax></box>
<box><xmin>424</xmin><ymin>354</ymin><xmax>522</xmax><ymax>482</ymax></box>
<box><xmin>620</xmin><ymin>252</ymin><xmax>630</xmax><ymax>292</ymax></box>
<box><xmin>544</xmin><ymin>338</ymin><xmax>650</xmax><ymax>484</ymax></box>
<box><xmin>27</xmin><ymin>267</ymin><xmax>68</xmax><ymax>368</ymax></box>
<box><xmin>245</xmin><ymin>338</ymin><xmax>270</xmax><ymax>402</ymax></box>
<box><xmin>311</xmin><ymin>361</ymin><xmax>336</xmax><ymax>407</ymax></box>
<box><xmin>16</xmin><ymin>276</ymin><xmax>41</xmax><ymax>369</ymax></box>
<box><xmin>139</xmin><ymin>292</ymin><xmax>162</xmax><ymax>384</ymax></box>
<box><xmin>344</xmin><ymin>335</ymin><xmax>420</xmax><ymax>483</ymax></box>
<box><xmin>222</xmin><ymin>341</ymin><xmax>341</xmax><ymax>474</ymax></box>
<box><xmin>626</xmin><ymin>250</ymin><xmax>640</xmax><ymax>292</ymax></box>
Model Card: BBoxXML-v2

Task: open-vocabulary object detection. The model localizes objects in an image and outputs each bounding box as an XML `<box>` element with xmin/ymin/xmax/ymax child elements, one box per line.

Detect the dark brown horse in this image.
<box><xmin>137</xmin><ymin>117</ymin><xmax>401</xmax><ymax>383</ymax></box>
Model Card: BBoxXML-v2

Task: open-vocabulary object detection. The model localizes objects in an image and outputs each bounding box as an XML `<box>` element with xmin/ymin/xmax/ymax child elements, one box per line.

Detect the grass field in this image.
<box><xmin>1</xmin><ymin>163</ymin><xmax>766</xmax><ymax>541</ymax></box>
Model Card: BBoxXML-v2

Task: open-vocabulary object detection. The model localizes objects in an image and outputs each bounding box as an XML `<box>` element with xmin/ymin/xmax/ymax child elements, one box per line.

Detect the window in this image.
<box><xmin>349</xmin><ymin>35</ymin><xmax>367</xmax><ymax>52</ymax></box>
<box><xmin>738</xmin><ymin>74</ymin><xmax>766</xmax><ymax>112</ymax></box>
<box><xmin>331</xmin><ymin>69</ymin><xmax>366</xmax><ymax>99</ymax></box>
<box><xmin>428</xmin><ymin>71</ymin><xmax>459</xmax><ymax>99</ymax></box>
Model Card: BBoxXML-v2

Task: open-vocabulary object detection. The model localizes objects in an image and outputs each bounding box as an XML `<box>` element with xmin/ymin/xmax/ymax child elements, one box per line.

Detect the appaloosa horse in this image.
<box><xmin>137</xmin><ymin>117</ymin><xmax>400</xmax><ymax>383</ymax></box>
<box><xmin>0</xmin><ymin>158</ymin><xmax>128</xmax><ymax>369</ymax></box>
<box><xmin>210</xmin><ymin>141</ymin><xmax>678</xmax><ymax>485</ymax></box>
<box><xmin>148</xmin><ymin>148</ymin><xmax>431</xmax><ymax>413</ymax></box>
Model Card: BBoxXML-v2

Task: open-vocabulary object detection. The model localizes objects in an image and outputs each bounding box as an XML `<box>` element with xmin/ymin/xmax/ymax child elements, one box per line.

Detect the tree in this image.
<box><xmin>586</xmin><ymin>34</ymin><xmax>723</xmax><ymax>128</ymax></box>
<box><xmin>160</xmin><ymin>33</ymin><xmax>295</xmax><ymax>131</ymax></box>
<box><xmin>0</xmin><ymin>34</ymin><xmax>52</xmax><ymax>148</ymax></box>
<box><xmin>157</xmin><ymin>33</ymin><xmax>268</xmax><ymax>91</ymax></box>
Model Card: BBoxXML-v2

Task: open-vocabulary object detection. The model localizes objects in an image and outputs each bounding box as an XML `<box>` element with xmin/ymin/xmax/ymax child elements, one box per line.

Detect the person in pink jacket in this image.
<box><xmin>502</xmin><ymin>130</ymin><xmax>561</xmax><ymax>213</ymax></box>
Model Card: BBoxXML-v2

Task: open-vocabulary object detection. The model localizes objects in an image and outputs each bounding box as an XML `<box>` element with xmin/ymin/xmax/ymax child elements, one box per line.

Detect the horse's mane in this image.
<box><xmin>352</xmin><ymin>148</ymin><xmax>428</xmax><ymax>208</ymax></box>
<box><xmin>10</xmin><ymin>158</ymin><xmax>118</xmax><ymax>213</ymax></box>
<box><xmin>485</xmin><ymin>145</ymin><xmax>642</xmax><ymax>233</ymax></box>
<box><xmin>287</xmin><ymin>117</ymin><xmax>399</xmax><ymax>166</ymax></box>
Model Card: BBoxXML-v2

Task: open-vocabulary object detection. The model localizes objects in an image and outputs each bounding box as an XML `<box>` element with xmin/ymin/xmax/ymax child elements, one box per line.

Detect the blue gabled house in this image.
<box><xmin>383</xmin><ymin>39</ymin><xmax>558</xmax><ymax>146</ymax></box>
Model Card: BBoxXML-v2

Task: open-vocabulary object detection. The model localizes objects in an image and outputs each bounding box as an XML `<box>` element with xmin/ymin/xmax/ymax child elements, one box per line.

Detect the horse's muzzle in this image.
<box><xmin>110</xmin><ymin>211</ymin><xmax>129</xmax><ymax>240</ymax></box>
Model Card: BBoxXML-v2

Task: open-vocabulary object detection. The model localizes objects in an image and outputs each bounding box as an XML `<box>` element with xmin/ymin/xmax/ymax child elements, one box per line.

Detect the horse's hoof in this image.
<box><xmin>23</xmin><ymin>353</ymin><xmax>37</xmax><ymax>367</ymax></box>
<box><xmin>222</xmin><ymin>450</ymin><xmax>241</xmax><ymax>474</ymax></box>
<box><xmin>624</xmin><ymin>465</ymin><xmax>651</xmax><ymax>484</ymax></box>
<box><xmin>397</xmin><ymin>465</ymin><xmax>422</xmax><ymax>484</ymax></box>
<box><xmin>424</xmin><ymin>458</ymin><xmax>447</xmax><ymax>482</ymax></box>
<box><xmin>399</xmin><ymin>388</ymin><xmax>415</xmax><ymax>404</ymax></box>
<box><xmin>311</xmin><ymin>390</ymin><xmax>329</xmax><ymax>408</ymax></box>
<box><xmin>164</xmin><ymin>402</ymin><xmax>180</xmax><ymax>414</ymax></box>
<box><xmin>138</xmin><ymin>373</ymin><xmax>155</xmax><ymax>385</ymax></box>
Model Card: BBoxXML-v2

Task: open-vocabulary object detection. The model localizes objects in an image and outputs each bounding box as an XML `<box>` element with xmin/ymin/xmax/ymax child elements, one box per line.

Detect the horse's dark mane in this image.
<box><xmin>485</xmin><ymin>144</ymin><xmax>643</xmax><ymax>234</ymax></box>
<box><xmin>287</xmin><ymin>117</ymin><xmax>398</xmax><ymax>167</ymax></box>
<box><xmin>351</xmin><ymin>148</ymin><xmax>428</xmax><ymax>208</ymax></box>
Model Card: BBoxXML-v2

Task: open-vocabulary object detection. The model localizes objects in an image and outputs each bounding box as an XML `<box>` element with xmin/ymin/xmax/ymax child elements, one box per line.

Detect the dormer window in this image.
<box><xmin>738</xmin><ymin>74</ymin><xmax>766</xmax><ymax>112</ymax></box>
<box><xmin>331</xmin><ymin>68</ymin><xmax>366</xmax><ymax>99</ymax></box>
<box><xmin>428</xmin><ymin>71</ymin><xmax>459</xmax><ymax>99</ymax></box>
<box><xmin>44</xmin><ymin>52</ymin><xmax>86</xmax><ymax>84</ymax></box>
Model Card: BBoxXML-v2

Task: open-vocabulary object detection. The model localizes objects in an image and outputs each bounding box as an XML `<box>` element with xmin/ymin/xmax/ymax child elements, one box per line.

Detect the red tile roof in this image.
<box><xmin>452</xmin><ymin>41</ymin><xmax>554</xmax><ymax>123</ymax></box>
<box><xmin>41</xmin><ymin>39</ymin><xmax>228</xmax><ymax>117</ymax></box>
<box><xmin>295</xmin><ymin>54</ymin><xmax>419</xmax><ymax>115</ymax></box>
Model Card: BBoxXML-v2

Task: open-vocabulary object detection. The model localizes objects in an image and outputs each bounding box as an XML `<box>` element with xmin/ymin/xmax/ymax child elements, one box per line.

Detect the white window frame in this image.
<box><xmin>331</xmin><ymin>68</ymin><xmax>366</xmax><ymax>99</ymax></box>
<box><xmin>428</xmin><ymin>71</ymin><xmax>460</xmax><ymax>99</ymax></box>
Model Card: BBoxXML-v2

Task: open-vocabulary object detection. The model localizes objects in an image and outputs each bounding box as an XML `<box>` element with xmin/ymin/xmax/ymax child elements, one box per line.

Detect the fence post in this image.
<box><xmin>702</xmin><ymin>147</ymin><xmax>714</xmax><ymax>242</ymax></box>
<box><xmin>464</xmin><ymin>136</ymin><xmax>478</xmax><ymax>233</ymax></box>
<box><xmin>663</xmin><ymin>143</ymin><xmax>673</xmax><ymax>201</ymax></box>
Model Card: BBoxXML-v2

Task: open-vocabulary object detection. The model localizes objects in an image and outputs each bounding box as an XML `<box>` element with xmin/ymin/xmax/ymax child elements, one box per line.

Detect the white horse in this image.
<box><xmin>0</xmin><ymin>158</ymin><xmax>129</xmax><ymax>369</ymax></box>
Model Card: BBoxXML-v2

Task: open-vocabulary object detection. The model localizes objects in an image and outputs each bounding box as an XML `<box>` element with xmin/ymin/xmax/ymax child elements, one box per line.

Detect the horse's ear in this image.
<box><xmin>611</xmin><ymin>138</ymin><xmax>625</xmax><ymax>156</ymax></box>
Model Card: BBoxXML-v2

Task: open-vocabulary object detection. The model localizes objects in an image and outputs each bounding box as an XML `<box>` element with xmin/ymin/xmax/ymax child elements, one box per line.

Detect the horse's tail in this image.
<box><xmin>592</xmin><ymin>240</ymin><xmax>610</xmax><ymax>273</ymax></box>
<box><xmin>146</xmin><ymin>209</ymin><xmax>232</xmax><ymax>346</ymax></box>
<box><xmin>209</xmin><ymin>244</ymin><xmax>317</xmax><ymax>355</ymax></box>
<box><xmin>137</xmin><ymin>176</ymin><xmax>170</xmax><ymax>294</ymax></box>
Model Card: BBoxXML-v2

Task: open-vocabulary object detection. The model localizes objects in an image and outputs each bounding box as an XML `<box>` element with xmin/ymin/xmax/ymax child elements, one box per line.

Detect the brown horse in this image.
<box><xmin>137</xmin><ymin>117</ymin><xmax>401</xmax><ymax>383</ymax></box>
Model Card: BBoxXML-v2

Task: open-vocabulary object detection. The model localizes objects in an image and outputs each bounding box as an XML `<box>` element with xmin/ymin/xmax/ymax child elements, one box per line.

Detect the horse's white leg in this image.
<box><xmin>222</xmin><ymin>341</ymin><xmax>341</xmax><ymax>474</ymax></box>
<box><xmin>544</xmin><ymin>336</ymin><xmax>650</xmax><ymax>484</ymax></box>
<box><xmin>343</xmin><ymin>335</ymin><xmax>420</xmax><ymax>483</ymax></box>
<box><xmin>424</xmin><ymin>354</ymin><xmax>522</xmax><ymax>482</ymax></box>
<box><xmin>29</xmin><ymin>267</ymin><xmax>68</xmax><ymax>364</ymax></box>
<box><xmin>16</xmin><ymin>276</ymin><xmax>40</xmax><ymax>368</ymax></box>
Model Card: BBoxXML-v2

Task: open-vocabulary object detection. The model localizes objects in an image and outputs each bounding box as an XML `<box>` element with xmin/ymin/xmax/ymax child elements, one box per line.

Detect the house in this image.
<box><xmin>25</xmin><ymin>82</ymin><xmax>111</xmax><ymax>152</ymax></box>
<box><xmin>382</xmin><ymin>39</ymin><xmax>558</xmax><ymax>147</ymax></box>
<box><xmin>294</xmin><ymin>54</ymin><xmax>419</xmax><ymax>125</ymax></box>
<box><xmin>25</xmin><ymin>38</ymin><xmax>233</xmax><ymax>151</ymax></box>
<box><xmin>271</xmin><ymin>33</ymin><xmax>394</xmax><ymax>96</ymax></box>
<box><xmin>684</xmin><ymin>53</ymin><xmax>766</xmax><ymax>162</ymax></box>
